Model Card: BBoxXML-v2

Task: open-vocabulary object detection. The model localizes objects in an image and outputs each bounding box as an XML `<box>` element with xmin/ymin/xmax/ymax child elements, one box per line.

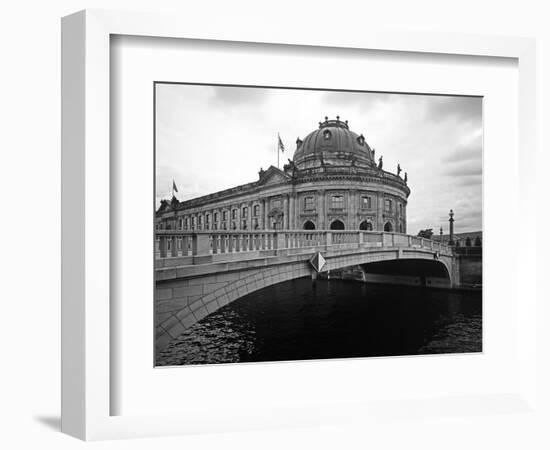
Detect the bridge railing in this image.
<box><xmin>155</xmin><ymin>230</ymin><xmax>452</xmax><ymax>260</ymax></box>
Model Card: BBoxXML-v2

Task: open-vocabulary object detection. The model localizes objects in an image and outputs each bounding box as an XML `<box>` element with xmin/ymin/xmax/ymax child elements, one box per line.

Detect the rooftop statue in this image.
<box><xmin>378</xmin><ymin>156</ymin><xmax>383</xmax><ymax>170</ymax></box>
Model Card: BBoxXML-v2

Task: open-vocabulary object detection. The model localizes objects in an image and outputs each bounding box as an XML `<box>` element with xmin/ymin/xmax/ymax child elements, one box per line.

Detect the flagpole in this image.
<box><xmin>277</xmin><ymin>138</ymin><xmax>279</xmax><ymax>169</ymax></box>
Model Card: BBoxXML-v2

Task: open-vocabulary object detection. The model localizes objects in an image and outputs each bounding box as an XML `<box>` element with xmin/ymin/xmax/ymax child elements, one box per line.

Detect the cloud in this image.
<box><xmin>456</xmin><ymin>174</ymin><xmax>482</xmax><ymax>187</ymax></box>
<box><xmin>441</xmin><ymin>134</ymin><xmax>483</xmax><ymax>164</ymax></box>
<box><xmin>444</xmin><ymin>161</ymin><xmax>482</xmax><ymax>177</ymax></box>
<box><xmin>210</xmin><ymin>85</ymin><xmax>270</xmax><ymax>107</ymax></box>
<box><xmin>423</xmin><ymin>96</ymin><xmax>482</xmax><ymax>125</ymax></box>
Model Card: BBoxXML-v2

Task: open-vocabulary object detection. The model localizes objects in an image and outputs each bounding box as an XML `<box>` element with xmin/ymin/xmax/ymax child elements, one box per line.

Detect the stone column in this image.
<box><xmin>348</xmin><ymin>190</ymin><xmax>356</xmax><ymax>229</ymax></box>
<box><xmin>403</xmin><ymin>203</ymin><xmax>407</xmax><ymax>234</ymax></box>
<box><xmin>377</xmin><ymin>192</ymin><xmax>384</xmax><ymax>231</ymax></box>
<box><xmin>264</xmin><ymin>198</ymin><xmax>270</xmax><ymax>230</ymax></box>
<box><xmin>235</xmin><ymin>205</ymin><xmax>240</xmax><ymax>230</ymax></box>
<box><xmin>283</xmin><ymin>194</ymin><xmax>289</xmax><ymax>230</ymax></box>
<box><xmin>295</xmin><ymin>192</ymin><xmax>300</xmax><ymax>229</ymax></box>
<box><xmin>260</xmin><ymin>199</ymin><xmax>266</xmax><ymax>230</ymax></box>
<box><xmin>318</xmin><ymin>189</ymin><xmax>325</xmax><ymax>229</ymax></box>
<box><xmin>289</xmin><ymin>194</ymin><xmax>295</xmax><ymax>230</ymax></box>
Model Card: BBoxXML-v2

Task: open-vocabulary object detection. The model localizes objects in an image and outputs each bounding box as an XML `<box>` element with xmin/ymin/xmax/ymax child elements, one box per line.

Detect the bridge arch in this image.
<box><xmin>360</xmin><ymin>258</ymin><xmax>451</xmax><ymax>288</ymax></box>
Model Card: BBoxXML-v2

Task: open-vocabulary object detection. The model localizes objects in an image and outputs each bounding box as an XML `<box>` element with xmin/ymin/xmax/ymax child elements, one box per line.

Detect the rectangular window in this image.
<box><xmin>205</xmin><ymin>214</ymin><xmax>210</xmax><ymax>224</ymax></box>
<box><xmin>304</xmin><ymin>196</ymin><xmax>315</xmax><ymax>210</ymax></box>
<box><xmin>232</xmin><ymin>209</ymin><xmax>237</xmax><ymax>219</ymax></box>
<box><xmin>361</xmin><ymin>196</ymin><xmax>372</xmax><ymax>209</ymax></box>
<box><xmin>214</xmin><ymin>212</ymin><xmax>218</xmax><ymax>222</ymax></box>
<box><xmin>191</xmin><ymin>217</ymin><xmax>196</xmax><ymax>228</ymax></box>
<box><xmin>254</xmin><ymin>205</ymin><xmax>260</xmax><ymax>216</ymax></box>
<box><xmin>184</xmin><ymin>218</ymin><xmax>189</xmax><ymax>229</ymax></box>
<box><xmin>385</xmin><ymin>199</ymin><xmax>393</xmax><ymax>212</ymax></box>
<box><xmin>399</xmin><ymin>203</ymin><xmax>403</xmax><ymax>215</ymax></box>
<box><xmin>242</xmin><ymin>207</ymin><xmax>248</xmax><ymax>218</ymax></box>
<box><xmin>272</xmin><ymin>199</ymin><xmax>282</xmax><ymax>209</ymax></box>
<box><xmin>223</xmin><ymin>210</ymin><xmax>227</xmax><ymax>221</ymax></box>
<box><xmin>331</xmin><ymin>195</ymin><xmax>344</xmax><ymax>209</ymax></box>
<box><xmin>198</xmin><ymin>215</ymin><xmax>202</xmax><ymax>225</ymax></box>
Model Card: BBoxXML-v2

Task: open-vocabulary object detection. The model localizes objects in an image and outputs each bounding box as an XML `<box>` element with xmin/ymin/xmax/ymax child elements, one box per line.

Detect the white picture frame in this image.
<box><xmin>61</xmin><ymin>9</ymin><xmax>537</xmax><ymax>441</ymax></box>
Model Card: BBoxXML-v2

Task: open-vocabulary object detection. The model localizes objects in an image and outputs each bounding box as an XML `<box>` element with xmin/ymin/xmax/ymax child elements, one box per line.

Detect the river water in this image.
<box><xmin>156</xmin><ymin>278</ymin><xmax>482</xmax><ymax>366</ymax></box>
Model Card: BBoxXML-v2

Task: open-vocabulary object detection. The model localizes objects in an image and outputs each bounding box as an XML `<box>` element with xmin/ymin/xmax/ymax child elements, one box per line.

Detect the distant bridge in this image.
<box><xmin>155</xmin><ymin>230</ymin><xmax>458</xmax><ymax>351</ymax></box>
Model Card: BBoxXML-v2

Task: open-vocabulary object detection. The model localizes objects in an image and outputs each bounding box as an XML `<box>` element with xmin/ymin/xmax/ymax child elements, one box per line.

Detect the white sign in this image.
<box><xmin>309</xmin><ymin>251</ymin><xmax>326</xmax><ymax>272</ymax></box>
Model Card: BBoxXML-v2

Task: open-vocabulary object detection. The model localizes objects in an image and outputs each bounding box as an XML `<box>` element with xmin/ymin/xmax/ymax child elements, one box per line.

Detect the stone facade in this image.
<box><xmin>156</xmin><ymin>117</ymin><xmax>410</xmax><ymax>233</ymax></box>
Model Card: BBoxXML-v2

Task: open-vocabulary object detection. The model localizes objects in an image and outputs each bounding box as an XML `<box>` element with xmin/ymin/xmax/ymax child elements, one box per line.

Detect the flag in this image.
<box><xmin>172</xmin><ymin>180</ymin><xmax>178</xmax><ymax>193</ymax></box>
<box><xmin>278</xmin><ymin>133</ymin><xmax>285</xmax><ymax>153</ymax></box>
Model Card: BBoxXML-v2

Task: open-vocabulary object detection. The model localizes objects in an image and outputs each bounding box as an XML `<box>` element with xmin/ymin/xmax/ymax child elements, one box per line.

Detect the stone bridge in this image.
<box><xmin>155</xmin><ymin>230</ymin><xmax>458</xmax><ymax>351</ymax></box>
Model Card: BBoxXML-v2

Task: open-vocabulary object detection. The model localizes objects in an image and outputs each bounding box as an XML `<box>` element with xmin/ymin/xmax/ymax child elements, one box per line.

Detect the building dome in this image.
<box><xmin>293</xmin><ymin>116</ymin><xmax>375</xmax><ymax>170</ymax></box>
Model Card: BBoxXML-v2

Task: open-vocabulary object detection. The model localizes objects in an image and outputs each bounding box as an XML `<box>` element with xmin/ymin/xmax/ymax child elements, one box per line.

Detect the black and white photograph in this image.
<box><xmin>154</xmin><ymin>83</ymin><xmax>483</xmax><ymax>366</ymax></box>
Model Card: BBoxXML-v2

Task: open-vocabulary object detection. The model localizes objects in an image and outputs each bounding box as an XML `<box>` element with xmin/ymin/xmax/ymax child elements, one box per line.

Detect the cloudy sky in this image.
<box><xmin>156</xmin><ymin>83</ymin><xmax>482</xmax><ymax>234</ymax></box>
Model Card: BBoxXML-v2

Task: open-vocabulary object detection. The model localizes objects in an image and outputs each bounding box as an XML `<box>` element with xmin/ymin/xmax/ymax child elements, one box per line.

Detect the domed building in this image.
<box><xmin>156</xmin><ymin>117</ymin><xmax>410</xmax><ymax>233</ymax></box>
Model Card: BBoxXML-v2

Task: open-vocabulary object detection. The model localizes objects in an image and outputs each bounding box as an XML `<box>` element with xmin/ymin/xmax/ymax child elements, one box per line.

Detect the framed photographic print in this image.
<box><xmin>62</xmin><ymin>9</ymin><xmax>538</xmax><ymax>441</ymax></box>
<box><xmin>153</xmin><ymin>83</ymin><xmax>482</xmax><ymax>367</ymax></box>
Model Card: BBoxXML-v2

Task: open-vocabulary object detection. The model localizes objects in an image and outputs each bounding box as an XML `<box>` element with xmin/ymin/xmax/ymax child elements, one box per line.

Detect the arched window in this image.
<box><xmin>384</xmin><ymin>222</ymin><xmax>393</xmax><ymax>232</ymax></box>
<box><xmin>474</xmin><ymin>236</ymin><xmax>482</xmax><ymax>246</ymax></box>
<box><xmin>359</xmin><ymin>221</ymin><xmax>373</xmax><ymax>231</ymax></box>
<box><xmin>330</xmin><ymin>219</ymin><xmax>345</xmax><ymax>230</ymax></box>
<box><xmin>303</xmin><ymin>220</ymin><xmax>315</xmax><ymax>230</ymax></box>
<box><xmin>465</xmin><ymin>237</ymin><xmax>472</xmax><ymax>247</ymax></box>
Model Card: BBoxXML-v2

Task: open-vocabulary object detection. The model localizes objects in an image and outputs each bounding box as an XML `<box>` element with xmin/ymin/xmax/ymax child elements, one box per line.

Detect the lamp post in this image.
<box><xmin>448</xmin><ymin>209</ymin><xmax>455</xmax><ymax>246</ymax></box>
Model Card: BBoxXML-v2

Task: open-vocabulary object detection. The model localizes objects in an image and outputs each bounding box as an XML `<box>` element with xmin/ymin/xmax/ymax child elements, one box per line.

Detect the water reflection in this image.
<box><xmin>157</xmin><ymin>278</ymin><xmax>482</xmax><ymax>366</ymax></box>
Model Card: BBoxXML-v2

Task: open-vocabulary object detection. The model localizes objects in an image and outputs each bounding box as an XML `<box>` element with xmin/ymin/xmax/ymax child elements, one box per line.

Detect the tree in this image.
<box><xmin>417</xmin><ymin>228</ymin><xmax>434</xmax><ymax>239</ymax></box>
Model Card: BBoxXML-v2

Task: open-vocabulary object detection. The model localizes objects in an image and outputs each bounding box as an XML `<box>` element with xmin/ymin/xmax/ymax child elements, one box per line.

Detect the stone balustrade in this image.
<box><xmin>155</xmin><ymin>230</ymin><xmax>452</xmax><ymax>261</ymax></box>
